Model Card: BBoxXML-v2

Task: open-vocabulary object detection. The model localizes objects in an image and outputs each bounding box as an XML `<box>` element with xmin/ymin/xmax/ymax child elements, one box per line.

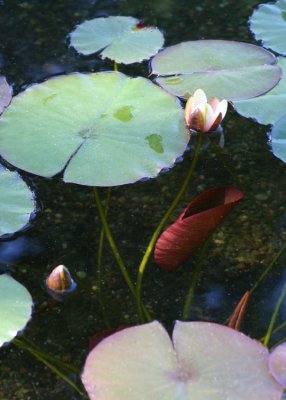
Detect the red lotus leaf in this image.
<box><xmin>155</xmin><ymin>186</ymin><xmax>244</xmax><ymax>270</ymax></box>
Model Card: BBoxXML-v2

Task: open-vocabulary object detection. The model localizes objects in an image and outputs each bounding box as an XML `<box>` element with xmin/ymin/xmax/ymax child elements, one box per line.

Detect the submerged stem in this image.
<box><xmin>250</xmin><ymin>241</ymin><xmax>286</xmax><ymax>295</ymax></box>
<box><xmin>263</xmin><ymin>280</ymin><xmax>286</xmax><ymax>347</ymax></box>
<box><xmin>182</xmin><ymin>239</ymin><xmax>210</xmax><ymax>320</ymax></box>
<box><xmin>93</xmin><ymin>187</ymin><xmax>135</xmax><ymax>296</ymax></box>
<box><xmin>14</xmin><ymin>338</ymin><xmax>86</xmax><ymax>398</ymax></box>
<box><xmin>136</xmin><ymin>133</ymin><xmax>203</xmax><ymax>321</ymax></box>
<box><xmin>260</xmin><ymin>321</ymin><xmax>286</xmax><ymax>342</ymax></box>
<box><xmin>18</xmin><ymin>337</ymin><xmax>79</xmax><ymax>374</ymax></box>
<box><xmin>93</xmin><ymin>187</ymin><xmax>151</xmax><ymax>321</ymax></box>
<box><xmin>96</xmin><ymin>188</ymin><xmax>112</xmax><ymax>328</ymax></box>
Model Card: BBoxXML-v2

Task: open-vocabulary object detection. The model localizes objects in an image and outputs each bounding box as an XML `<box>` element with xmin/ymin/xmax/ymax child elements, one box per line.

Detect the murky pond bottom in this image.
<box><xmin>1</xmin><ymin>0</ymin><xmax>286</xmax><ymax>399</ymax></box>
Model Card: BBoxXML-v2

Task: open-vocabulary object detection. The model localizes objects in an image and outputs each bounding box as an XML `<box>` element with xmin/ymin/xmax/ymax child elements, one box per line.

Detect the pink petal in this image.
<box><xmin>197</xmin><ymin>103</ymin><xmax>215</xmax><ymax>132</ymax></box>
<box><xmin>191</xmin><ymin>89</ymin><xmax>207</xmax><ymax>109</ymax></box>
<box><xmin>185</xmin><ymin>89</ymin><xmax>207</xmax><ymax>125</ymax></box>
<box><xmin>154</xmin><ymin>187</ymin><xmax>244</xmax><ymax>270</ymax></box>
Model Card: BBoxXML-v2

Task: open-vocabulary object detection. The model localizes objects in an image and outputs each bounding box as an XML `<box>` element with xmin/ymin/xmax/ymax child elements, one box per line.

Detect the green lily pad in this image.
<box><xmin>0</xmin><ymin>274</ymin><xmax>33</xmax><ymax>347</ymax></box>
<box><xmin>0</xmin><ymin>166</ymin><xmax>34</xmax><ymax>237</ymax></box>
<box><xmin>70</xmin><ymin>16</ymin><xmax>164</xmax><ymax>64</ymax></box>
<box><xmin>270</xmin><ymin>113</ymin><xmax>286</xmax><ymax>163</ymax></box>
<box><xmin>0</xmin><ymin>72</ymin><xmax>189</xmax><ymax>186</ymax></box>
<box><xmin>151</xmin><ymin>40</ymin><xmax>281</xmax><ymax>101</ymax></box>
<box><xmin>250</xmin><ymin>0</ymin><xmax>286</xmax><ymax>55</ymax></box>
<box><xmin>234</xmin><ymin>57</ymin><xmax>286</xmax><ymax>125</ymax></box>
<box><xmin>0</xmin><ymin>76</ymin><xmax>12</xmax><ymax>114</ymax></box>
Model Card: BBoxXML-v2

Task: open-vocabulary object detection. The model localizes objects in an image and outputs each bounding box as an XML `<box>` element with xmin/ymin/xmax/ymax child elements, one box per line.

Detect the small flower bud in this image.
<box><xmin>46</xmin><ymin>265</ymin><xmax>76</xmax><ymax>301</ymax></box>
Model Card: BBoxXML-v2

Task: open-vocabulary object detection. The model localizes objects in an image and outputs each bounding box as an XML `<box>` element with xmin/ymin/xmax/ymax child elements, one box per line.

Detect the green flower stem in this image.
<box><xmin>93</xmin><ymin>187</ymin><xmax>151</xmax><ymax>321</ymax></box>
<box><xmin>136</xmin><ymin>133</ymin><xmax>204</xmax><ymax>322</ymax></box>
<box><xmin>182</xmin><ymin>239</ymin><xmax>210</xmax><ymax>320</ymax></box>
<box><xmin>96</xmin><ymin>188</ymin><xmax>112</xmax><ymax>328</ymax></box>
<box><xmin>19</xmin><ymin>337</ymin><xmax>79</xmax><ymax>374</ymax></box>
<box><xmin>263</xmin><ymin>279</ymin><xmax>286</xmax><ymax>347</ymax></box>
<box><xmin>260</xmin><ymin>321</ymin><xmax>286</xmax><ymax>342</ymax></box>
<box><xmin>208</xmin><ymin>137</ymin><xmax>256</xmax><ymax>203</ymax></box>
<box><xmin>250</xmin><ymin>241</ymin><xmax>286</xmax><ymax>295</ymax></box>
<box><xmin>14</xmin><ymin>338</ymin><xmax>87</xmax><ymax>398</ymax></box>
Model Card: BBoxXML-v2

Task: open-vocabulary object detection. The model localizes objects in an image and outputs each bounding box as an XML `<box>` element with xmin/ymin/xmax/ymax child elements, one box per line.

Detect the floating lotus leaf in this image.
<box><xmin>82</xmin><ymin>320</ymin><xmax>283</xmax><ymax>400</ymax></box>
<box><xmin>0</xmin><ymin>166</ymin><xmax>34</xmax><ymax>237</ymax></box>
<box><xmin>0</xmin><ymin>274</ymin><xmax>33</xmax><ymax>347</ymax></box>
<box><xmin>0</xmin><ymin>76</ymin><xmax>12</xmax><ymax>114</ymax></box>
<box><xmin>269</xmin><ymin>342</ymin><xmax>286</xmax><ymax>387</ymax></box>
<box><xmin>155</xmin><ymin>187</ymin><xmax>244</xmax><ymax>270</ymax></box>
<box><xmin>70</xmin><ymin>16</ymin><xmax>164</xmax><ymax>64</ymax></box>
<box><xmin>151</xmin><ymin>40</ymin><xmax>281</xmax><ymax>101</ymax></box>
<box><xmin>250</xmin><ymin>0</ymin><xmax>286</xmax><ymax>55</ymax></box>
<box><xmin>0</xmin><ymin>72</ymin><xmax>189</xmax><ymax>186</ymax></box>
<box><xmin>234</xmin><ymin>57</ymin><xmax>286</xmax><ymax>125</ymax></box>
<box><xmin>270</xmin><ymin>114</ymin><xmax>286</xmax><ymax>163</ymax></box>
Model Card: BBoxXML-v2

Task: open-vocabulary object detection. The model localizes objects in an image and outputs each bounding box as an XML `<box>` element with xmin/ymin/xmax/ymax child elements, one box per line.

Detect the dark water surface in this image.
<box><xmin>1</xmin><ymin>0</ymin><xmax>286</xmax><ymax>399</ymax></box>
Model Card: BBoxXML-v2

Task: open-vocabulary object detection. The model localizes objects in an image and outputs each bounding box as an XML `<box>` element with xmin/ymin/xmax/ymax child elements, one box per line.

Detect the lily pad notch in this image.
<box><xmin>151</xmin><ymin>40</ymin><xmax>282</xmax><ymax>101</ymax></box>
<box><xmin>70</xmin><ymin>16</ymin><xmax>164</xmax><ymax>64</ymax></box>
<box><xmin>0</xmin><ymin>72</ymin><xmax>189</xmax><ymax>186</ymax></box>
<box><xmin>82</xmin><ymin>320</ymin><xmax>285</xmax><ymax>400</ymax></box>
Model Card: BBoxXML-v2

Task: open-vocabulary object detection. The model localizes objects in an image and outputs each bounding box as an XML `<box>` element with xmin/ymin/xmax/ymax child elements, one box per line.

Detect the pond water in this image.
<box><xmin>1</xmin><ymin>0</ymin><xmax>286</xmax><ymax>399</ymax></box>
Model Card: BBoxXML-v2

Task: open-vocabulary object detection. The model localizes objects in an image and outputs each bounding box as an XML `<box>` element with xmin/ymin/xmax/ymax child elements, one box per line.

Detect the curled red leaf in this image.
<box><xmin>155</xmin><ymin>186</ymin><xmax>244</xmax><ymax>270</ymax></box>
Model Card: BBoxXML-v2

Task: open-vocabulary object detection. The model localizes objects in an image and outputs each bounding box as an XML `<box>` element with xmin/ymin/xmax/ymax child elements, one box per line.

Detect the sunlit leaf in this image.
<box><xmin>0</xmin><ymin>274</ymin><xmax>33</xmax><ymax>347</ymax></box>
<box><xmin>70</xmin><ymin>16</ymin><xmax>164</xmax><ymax>64</ymax></box>
<box><xmin>0</xmin><ymin>72</ymin><xmax>189</xmax><ymax>187</ymax></box>
<box><xmin>82</xmin><ymin>320</ymin><xmax>283</xmax><ymax>400</ymax></box>
<box><xmin>250</xmin><ymin>0</ymin><xmax>286</xmax><ymax>55</ymax></box>
<box><xmin>234</xmin><ymin>57</ymin><xmax>286</xmax><ymax>125</ymax></box>
<box><xmin>151</xmin><ymin>40</ymin><xmax>281</xmax><ymax>101</ymax></box>
<box><xmin>0</xmin><ymin>166</ymin><xmax>35</xmax><ymax>237</ymax></box>
<box><xmin>155</xmin><ymin>187</ymin><xmax>244</xmax><ymax>270</ymax></box>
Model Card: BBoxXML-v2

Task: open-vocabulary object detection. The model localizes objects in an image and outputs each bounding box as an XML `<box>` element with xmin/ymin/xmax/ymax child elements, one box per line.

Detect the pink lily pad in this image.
<box><xmin>155</xmin><ymin>186</ymin><xmax>244</xmax><ymax>270</ymax></box>
<box><xmin>0</xmin><ymin>76</ymin><xmax>12</xmax><ymax>114</ymax></box>
<box><xmin>269</xmin><ymin>342</ymin><xmax>286</xmax><ymax>388</ymax></box>
<box><xmin>82</xmin><ymin>320</ymin><xmax>283</xmax><ymax>400</ymax></box>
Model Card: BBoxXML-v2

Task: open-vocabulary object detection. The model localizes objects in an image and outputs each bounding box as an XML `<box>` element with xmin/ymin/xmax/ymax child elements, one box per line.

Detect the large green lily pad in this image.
<box><xmin>270</xmin><ymin>113</ymin><xmax>286</xmax><ymax>163</ymax></box>
<box><xmin>234</xmin><ymin>57</ymin><xmax>286</xmax><ymax>125</ymax></box>
<box><xmin>0</xmin><ymin>274</ymin><xmax>33</xmax><ymax>347</ymax></box>
<box><xmin>250</xmin><ymin>0</ymin><xmax>286</xmax><ymax>55</ymax></box>
<box><xmin>70</xmin><ymin>16</ymin><xmax>164</xmax><ymax>64</ymax></box>
<box><xmin>151</xmin><ymin>40</ymin><xmax>281</xmax><ymax>101</ymax></box>
<box><xmin>0</xmin><ymin>166</ymin><xmax>34</xmax><ymax>237</ymax></box>
<box><xmin>0</xmin><ymin>72</ymin><xmax>189</xmax><ymax>186</ymax></box>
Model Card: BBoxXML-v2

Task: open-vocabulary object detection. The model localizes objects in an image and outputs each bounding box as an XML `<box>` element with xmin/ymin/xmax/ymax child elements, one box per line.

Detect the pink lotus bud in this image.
<box><xmin>185</xmin><ymin>89</ymin><xmax>228</xmax><ymax>133</ymax></box>
<box><xmin>46</xmin><ymin>265</ymin><xmax>76</xmax><ymax>301</ymax></box>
